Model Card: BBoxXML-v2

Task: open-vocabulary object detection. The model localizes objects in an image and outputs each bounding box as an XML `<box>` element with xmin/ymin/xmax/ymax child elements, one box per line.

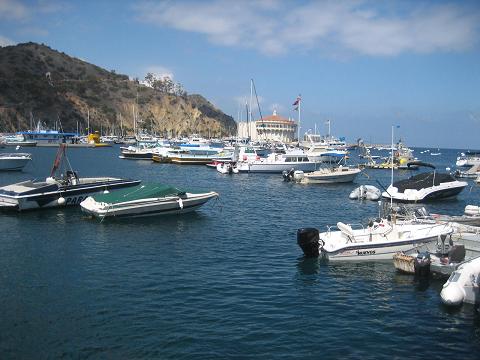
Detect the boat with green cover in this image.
<box><xmin>80</xmin><ymin>183</ymin><xmax>218</xmax><ymax>219</ymax></box>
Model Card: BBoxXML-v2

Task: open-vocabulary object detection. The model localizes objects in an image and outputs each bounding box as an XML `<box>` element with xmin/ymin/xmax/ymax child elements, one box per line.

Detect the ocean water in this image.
<box><xmin>1</xmin><ymin>146</ymin><xmax>480</xmax><ymax>359</ymax></box>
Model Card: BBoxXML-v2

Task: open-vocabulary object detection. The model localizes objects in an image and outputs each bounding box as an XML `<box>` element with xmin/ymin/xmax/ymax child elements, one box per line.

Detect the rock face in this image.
<box><xmin>0</xmin><ymin>42</ymin><xmax>236</xmax><ymax>137</ymax></box>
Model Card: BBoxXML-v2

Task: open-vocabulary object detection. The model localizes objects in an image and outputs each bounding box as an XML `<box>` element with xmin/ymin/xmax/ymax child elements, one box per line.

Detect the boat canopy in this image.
<box><xmin>91</xmin><ymin>184</ymin><xmax>187</xmax><ymax>203</ymax></box>
<box><xmin>394</xmin><ymin>173</ymin><xmax>456</xmax><ymax>193</ymax></box>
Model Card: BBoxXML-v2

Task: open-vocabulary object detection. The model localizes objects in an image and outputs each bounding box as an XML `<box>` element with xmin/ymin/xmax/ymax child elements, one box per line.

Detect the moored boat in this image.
<box><xmin>0</xmin><ymin>145</ymin><xmax>140</xmax><ymax>211</ymax></box>
<box><xmin>297</xmin><ymin>219</ymin><xmax>453</xmax><ymax>261</ymax></box>
<box><xmin>80</xmin><ymin>183</ymin><xmax>218</xmax><ymax>219</ymax></box>
<box><xmin>0</xmin><ymin>153</ymin><xmax>32</xmax><ymax>171</ymax></box>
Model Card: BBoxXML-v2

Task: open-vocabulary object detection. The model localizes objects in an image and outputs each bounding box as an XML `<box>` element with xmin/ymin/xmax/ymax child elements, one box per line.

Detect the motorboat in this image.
<box><xmin>0</xmin><ymin>145</ymin><xmax>140</xmax><ymax>211</ymax></box>
<box><xmin>80</xmin><ymin>183</ymin><xmax>218</xmax><ymax>220</ymax></box>
<box><xmin>119</xmin><ymin>144</ymin><xmax>156</xmax><ymax>160</ymax></box>
<box><xmin>164</xmin><ymin>148</ymin><xmax>233</xmax><ymax>165</ymax></box>
<box><xmin>284</xmin><ymin>165</ymin><xmax>361</xmax><ymax>184</ymax></box>
<box><xmin>393</xmin><ymin>224</ymin><xmax>480</xmax><ymax>277</ymax></box>
<box><xmin>0</xmin><ymin>152</ymin><xmax>32</xmax><ymax>171</ymax></box>
<box><xmin>382</xmin><ymin>162</ymin><xmax>468</xmax><ymax>203</ymax></box>
<box><xmin>454</xmin><ymin>164</ymin><xmax>480</xmax><ymax>179</ymax></box>
<box><xmin>297</xmin><ymin>218</ymin><xmax>453</xmax><ymax>261</ymax></box>
<box><xmin>456</xmin><ymin>151</ymin><xmax>480</xmax><ymax>167</ymax></box>
<box><xmin>237</xmin><ymin>149</ymin><xmax>316</xmax><ymax>173</ymax></box>
<box><xmin>440</xmin><ymin>255</ymin><xmax>480</xmax><ymax>306</ymax></box>
<box><xmin>349</xmin><ymin>185</ymin><xmax>381</xmax><ymax>201</ymax></box>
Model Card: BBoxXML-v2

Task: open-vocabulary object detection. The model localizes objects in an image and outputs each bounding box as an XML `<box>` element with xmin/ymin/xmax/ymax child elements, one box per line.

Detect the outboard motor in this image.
<box><xmin>414</xmin><ymin>251</ymin><xmax>431</xmax><ymax>277</ymax></box>
<box><xmin>282</xmin><ymin>168</ymin><xmax>296</xmax><ymax>182</ymax></box>
<box><xmin>297</xmin><ymin>228</ymin><xmax>320</xmax><ymax>258</ymax></box>
<box><xmin>448</xmin><ymin>245</ymin><xmax>466</xmax><ymax>263</ymax></box>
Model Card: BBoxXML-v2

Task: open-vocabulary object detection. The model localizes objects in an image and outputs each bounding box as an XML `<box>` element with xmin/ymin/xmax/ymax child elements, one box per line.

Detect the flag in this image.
<box><xmin>292</xmin><ymin>96</ymin><xmax>301</xmax><ymax>106</ymax></box>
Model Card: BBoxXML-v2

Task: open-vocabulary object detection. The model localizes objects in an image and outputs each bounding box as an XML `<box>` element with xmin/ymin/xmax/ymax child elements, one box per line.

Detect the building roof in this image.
<box><xmin>255</xmin><ymin>110</ymin><xmax>296</xmax><ymax>125</ymax></box>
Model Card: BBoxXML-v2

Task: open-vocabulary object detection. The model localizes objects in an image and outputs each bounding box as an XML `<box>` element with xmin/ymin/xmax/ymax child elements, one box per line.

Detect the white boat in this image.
<box><xmin>237</xmin><ymin>149</ymin><xmax>316</xmax><ymax>173</ymax></box>
<box><xmin>454</xmin><ymin>164</ymin><xmax>480</xmax><ymax>178</ymax></box>
<box><xmin>349</xmin><ymin>185</ymin><xmax>381</xmax><ymax>201</ymax></box>
<box><xmin>297</xmin><ymin>219</ymin><xmax>453</xmax><ymax>261</ymax></box>
<box><xmin>286</xmin><ymin>166</ymin><xmax>361</xmax><ymax>184</ymax></box>
<box><xmin>382</xmin><ymin>163</ymin><xmax>468</xmax><ymax>203</ymax></box>
<box><xmin>456</xmin><ymin>151</ymin><xmax>480</xmax><ymax>167</ymax></box>
<box><xmin>80</xmin><ymin>183</ymin><xmax>218</xmax><ymax>220</ymax></box>
<box><xmin>440</xmin><ymin>255</ymin><xmax>480</xmax><ymax>306</ymax></box>
<box><xmin>0</xmin><ymin>153</ymin><xmax>32</xmax><ymax>171</ymax></box>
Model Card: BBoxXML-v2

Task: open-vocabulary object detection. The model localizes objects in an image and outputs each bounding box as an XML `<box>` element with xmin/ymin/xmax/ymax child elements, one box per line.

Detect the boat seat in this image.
<box><xmin>337</xmin><ymin>222</ymin><xmax>355</xmax><ymax>242</ymax></box>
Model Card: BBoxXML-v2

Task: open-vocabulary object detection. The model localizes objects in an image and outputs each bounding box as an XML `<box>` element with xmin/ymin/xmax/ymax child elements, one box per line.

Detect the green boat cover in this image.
<box><xmin>91</xmin><ymin>183</ymin><xmax>187</xmax><ymax>204</ymax></box>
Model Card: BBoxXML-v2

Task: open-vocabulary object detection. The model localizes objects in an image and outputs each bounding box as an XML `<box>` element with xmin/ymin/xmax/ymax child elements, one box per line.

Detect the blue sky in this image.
<box><xmin>1</xmin><ymin>0</ymin><xmax>480</xmax><ymax>148</ymax></box>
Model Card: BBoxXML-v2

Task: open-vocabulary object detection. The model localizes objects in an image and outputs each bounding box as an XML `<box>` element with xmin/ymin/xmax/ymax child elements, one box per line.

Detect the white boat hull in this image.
<box><xmin>238</xmin><ymin>161</ymin><xmax>316</xmax><ymax>173</ymax></box>
<box><xmin>302</xmin><ymin>168</ymin><xmax>360</xmax><ymax>183</ymax></box>
<box><xmin>0</xmin><ymin>154</ymin><xmax>31</xmax><ymax>171</ymax></box>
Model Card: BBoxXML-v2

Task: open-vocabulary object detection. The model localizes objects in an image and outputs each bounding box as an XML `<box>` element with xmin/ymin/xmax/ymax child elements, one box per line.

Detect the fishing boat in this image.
<box><xmin>80</xmin><ymin>183</ymin><xmax>218</xmax><ymax>219</ymax></box>
<box><xmin>0</xmin><ymin>145</ymin><xmax>140</xmax><ymax>211</ymax></box>
<box><xmin>297</xmin><ymin>219</ymin><xmax>453</xmax><ymax>261</ymax></box>
<box><xmin>0</xmin><ymin>152</ymin><xmax>32</xmax><ymax>171</ymax></box>
<box><xmin>382</xmin><ymin>162</ymin><xmax>468</xmax><ymax>203</ymax></box>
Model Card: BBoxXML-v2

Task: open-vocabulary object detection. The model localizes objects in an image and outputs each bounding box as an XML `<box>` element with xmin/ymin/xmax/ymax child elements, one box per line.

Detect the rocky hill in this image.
<box><xmin>0</xmin><ymin>42</ymin><xmax>236</xmax><ymax>137</ymax></box>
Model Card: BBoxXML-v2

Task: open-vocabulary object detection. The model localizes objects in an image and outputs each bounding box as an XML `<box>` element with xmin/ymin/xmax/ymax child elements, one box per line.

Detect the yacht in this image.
<box><xmin>237</xmin><ymin>149</ymin><xmax>316</xmax><ymax>173</ymax></box>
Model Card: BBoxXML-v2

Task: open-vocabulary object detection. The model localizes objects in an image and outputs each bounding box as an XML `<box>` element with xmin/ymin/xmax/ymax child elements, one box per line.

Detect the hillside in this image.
<box><xmin>0</xmin><ymin>42</ymin><xmax>237</xmax><ymax>137</ymax></box>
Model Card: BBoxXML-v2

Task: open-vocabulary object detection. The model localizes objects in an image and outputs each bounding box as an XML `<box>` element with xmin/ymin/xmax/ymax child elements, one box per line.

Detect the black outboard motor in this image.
<box><xmin>414</xmin><ymin>252</ymin><xmax>431</xmax><ymax>277</ymax></box>
<box><xmin>297</xmin><ymin>228</ymin><xmax>320</xmax><ymax>258</ymax></box>
<box><xmin>282</xmin><ymin>168</ymin><xmax>296</xmax><ymax>182</ymax></box>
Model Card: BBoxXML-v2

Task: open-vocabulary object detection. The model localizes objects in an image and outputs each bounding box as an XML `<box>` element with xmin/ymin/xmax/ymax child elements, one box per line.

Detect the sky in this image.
<box><xmin>0</xmin><ymin>0</ymin><xmax>479</xmax><ymax>148</ymax></box>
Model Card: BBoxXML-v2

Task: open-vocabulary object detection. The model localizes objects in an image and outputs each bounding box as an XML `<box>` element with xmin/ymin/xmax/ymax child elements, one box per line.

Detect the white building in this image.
<box><xmin>237</xmin><ymin>110</ymin><xmax>297</xmax><ymax>143</ymax></box>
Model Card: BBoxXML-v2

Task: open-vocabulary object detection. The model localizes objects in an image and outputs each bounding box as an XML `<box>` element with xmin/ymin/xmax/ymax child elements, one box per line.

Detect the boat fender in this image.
<box><xmin>297</xmin><ymin>228</ymin><xmax>320</xmax><ymax>258</ymax></box>
<box><xmin>177</xmin><ymin>198</ymin><xmax>184</xmax><ymax>209</ymax></box>
<box><xmin>57</xmin><ymin>197</ymin><xmax>66</xmax><ymax>206</ymax></box>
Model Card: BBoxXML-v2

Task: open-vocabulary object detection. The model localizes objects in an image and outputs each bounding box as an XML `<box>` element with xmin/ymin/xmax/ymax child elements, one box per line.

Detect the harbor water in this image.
<box><xmin>1</xmin><ymin>146</ymin><xmax>480</xmax><ymax>359</ymax></box>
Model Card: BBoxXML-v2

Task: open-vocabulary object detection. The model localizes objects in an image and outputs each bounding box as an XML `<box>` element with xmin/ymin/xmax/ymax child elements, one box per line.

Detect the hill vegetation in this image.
<box><xmin>0</xmin><ymin>42</ymin><xmax>237</xmax><ymax>137</ymax></box>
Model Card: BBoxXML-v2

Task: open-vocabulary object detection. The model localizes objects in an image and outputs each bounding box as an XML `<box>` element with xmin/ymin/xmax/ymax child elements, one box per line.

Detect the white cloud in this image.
<box><xmin>0</xmin><ymin>0</ymin><xmax>28</xmax><ymax>20</ymax></box>
<box><xmin>0</xmin><ymin>34</ymin><xmax>15</xmax><ymax>47</ymax></box>
<box><xmin>134</xmin><ymin>0</ymin><xmax>480</xmax><ymax>57</ymax></box>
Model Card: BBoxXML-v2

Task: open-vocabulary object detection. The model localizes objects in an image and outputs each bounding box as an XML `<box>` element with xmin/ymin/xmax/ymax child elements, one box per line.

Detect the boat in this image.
<box><xmin>1</xmin><ymin>133</ymin><xmax>37</xmax><ymax>147</ymax></box>
<box><xmin>382</xmin><ymin>162</ymin><xmax>468</xmax><ymax>203</ymax></box>
<box><xmin>80</xmin><ymin>183</ymin><xmax>218</xmax><ymax>219</ymax></box>
<box><xmin>454</xmin><ymin>164</ymin><xmax>480</xmax><ymax>178</ymax></box>
<box><xmin>0</xmin><ymin>152</ymin><xmax>32</xmax><ymax>171</ymax></box>
<box><xmin>216</xmin><ymin>162</ymin><xmax>238</xmax><ymax>174</ymax></box>
<box><xmin>393</xmin><ymin>224</ymin><xmax>480</xmax><ymax>277</ymax></box>
<box><xmin>237</xmin><ymin>149</ymin><xmax>316</xmax><ymax>173</ymax></box>
<box><xmin>166</xmin><ymin>148</ymin><xmax>233</xmax><ymax>165</ymax></box>
<box><xmin>297</xmin><ymin>218</ymin><xmax>453</xmax><ymax>261</ymax></box>
<box><xmin>349</xmin><ymin>185</ymin><xmax>381</xmax><ymax>201</ymax></box>
<box><xmin>284</xmin><ymin>165</ymin><xmax>361</xmax><ymax>184</ymax></box>
<box><xmin>456</xmin><ymin>151</ymin><xmax>480</xmax><ymax>167</ymax></box>
<box><xmin>0</xmin><ymin>145</ymin><xmax>140</xmax><ymax>211</ymax></box>
<box><xmin>119</xmin><ymin>144</ymin><xmax>156</xmax><ymax>160</ymax></box>
<box><xmin>440</xmin><ymin>255</ymin><xmax>480</xmax><ymax>306</ymax></box>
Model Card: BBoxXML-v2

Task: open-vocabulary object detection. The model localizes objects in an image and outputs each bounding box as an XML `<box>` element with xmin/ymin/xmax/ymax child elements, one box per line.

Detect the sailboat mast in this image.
<box><xmin>249</xmin><ymin>79</ymin><xmax>253</xmax><ymax>140</ymax></box>
<box><xmin>298</xmin><ymin>97</ymin><xmax>301</xmax><ymax>143</ymax></box>
<box><xmin>391</xmin><ymin>125</ymin><xmax>394</xmax><ymax>208</ymax></box>
<box><xmin>87</xmin><ymin>109</ymin><xmax>90</xmax><ymax>134</ymax></box>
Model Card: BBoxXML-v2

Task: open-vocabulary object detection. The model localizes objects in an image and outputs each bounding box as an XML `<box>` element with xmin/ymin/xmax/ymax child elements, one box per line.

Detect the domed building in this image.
<box><xmin>237</xmin><ymin>110</ymin><xmax>297</xmax><ymax>143</ymax></box>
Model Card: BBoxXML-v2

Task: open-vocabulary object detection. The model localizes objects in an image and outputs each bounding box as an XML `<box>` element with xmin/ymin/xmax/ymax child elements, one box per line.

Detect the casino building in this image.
<box><xmin>237</xmin><ymin>110</ymin><xmax>297</xmax><ymax>143</ymax></box>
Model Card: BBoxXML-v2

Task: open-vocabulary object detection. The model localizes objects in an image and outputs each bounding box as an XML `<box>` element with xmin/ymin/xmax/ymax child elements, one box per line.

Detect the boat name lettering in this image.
<box><xmin>356</xmin><ymin>250</ymin><xmax>376</xmax><ymax>256</ymax></box>
<box><xmin>66</xmin><ymin>196</ymin><xmax>85</xmax><ymax>205</ymax></box>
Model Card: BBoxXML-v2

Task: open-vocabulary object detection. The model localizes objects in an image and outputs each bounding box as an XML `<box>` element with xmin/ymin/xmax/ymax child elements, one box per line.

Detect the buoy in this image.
<box><xmin>103</xmin><ymin>189</ymin><xmax>110</xmax><ymax>194</ymax></box>
<box><xmin>57</xmin><ymin>197</ymin><xmax>66</xmax><ymax>205</ymax></box>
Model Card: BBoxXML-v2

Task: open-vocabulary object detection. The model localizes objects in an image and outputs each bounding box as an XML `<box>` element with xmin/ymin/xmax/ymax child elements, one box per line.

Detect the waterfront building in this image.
<box><xmin>237</xmin><ymin>110</ymin><xmax>297</xmax><ymax>143</ymax></box>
